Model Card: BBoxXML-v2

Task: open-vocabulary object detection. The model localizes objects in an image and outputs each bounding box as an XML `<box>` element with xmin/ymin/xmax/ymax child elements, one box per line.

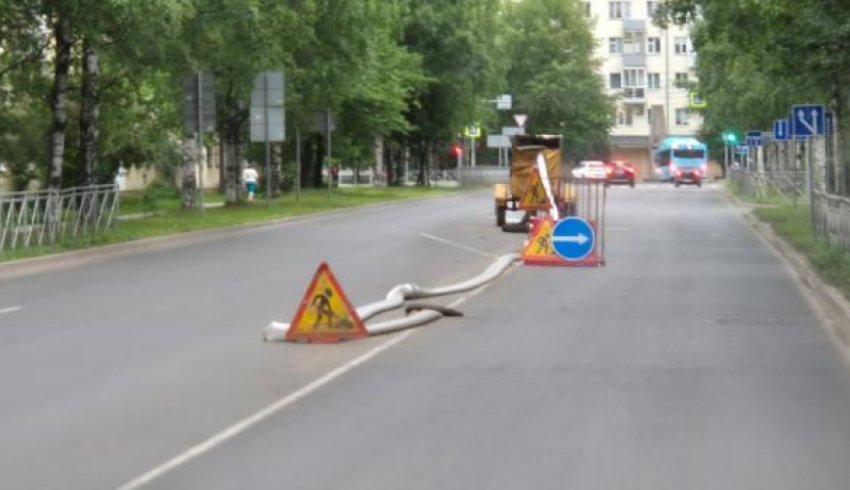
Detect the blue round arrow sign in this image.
<box><xmin>552</xmin><ymin>217</ymin><xmax>595</xmax><ymax>261</ymax></box>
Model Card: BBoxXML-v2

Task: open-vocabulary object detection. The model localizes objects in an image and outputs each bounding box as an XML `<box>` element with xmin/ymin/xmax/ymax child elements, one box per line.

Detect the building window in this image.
<box><xmin>624</xmin><ymin>32</ymin><xmax>644</xmax><ymax>54</ymax></box>
<box><xmin>583</xmin><ymin>2</ymin><xmax>591</xmax><ymax>17</ymax></box>
<box><xmin>674</xmin><ymin>37</ymin><xmax>690</xmax><ymax>55</ymax></box>
<box><xmin>675</xmin><ymin>72</ymin><xmax>689</xmax><ymax>87</ymax></box>
<box><xmin>623</xmin><ymin>68</ymin><xmax>645</xmax><ymax>88</ymax></box>
<box><xmin>617</xmin><ymin>109</ymin><xmax>634</xmax><ymax>126</ymax></box>
<box><xmin>675</xmin><ymin>108</ymin><xmax>689</xmax><ymax>126</ymax></box>
<box><xmin>609</xmin><ymin>1</ymin><xmax>631</xmax><ymax>19</ymax></box>
<box><xmin>647</xmin><ymin>37</ymin><xmax>661</xmax><ymax>54</ymax></box>
<box><xmin>609</xmin><ymin>73</ymin><xmax>622</xmax><ymax>89</ymax></box>
<box><xmin>647</xmin><ymin>73</ymin><xmax>661</xmax><ymax>89</ymax></box>
<box><xmin>647</xmin><ymin>1</ymin><xmax>658</xmax><ymax>17</ymax></box>
<box><xmin>609</xmin><ymin>37</ymin><xmax>624</xmax><ymax>54</ymax></box>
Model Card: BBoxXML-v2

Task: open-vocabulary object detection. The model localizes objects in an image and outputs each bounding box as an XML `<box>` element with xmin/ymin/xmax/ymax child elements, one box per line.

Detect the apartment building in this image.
<box><xmin>586</xmin><ymin>0</ymin><xmax>702</xmax><ymax>179</ymax></box>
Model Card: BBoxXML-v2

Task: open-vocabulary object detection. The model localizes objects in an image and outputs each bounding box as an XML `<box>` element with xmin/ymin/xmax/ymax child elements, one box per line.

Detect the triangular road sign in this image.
<box><xmin>518</xmin><ymin>167</ymin><xmax>552</xmax><ymax>211</ymax></box>
<box><xmin>522</xmin><ymin>217</ymin><xmax>567</xmax><ymax>266</ymax></box>
<box><xmin>514</xmin><ymin>114</ymin><xmax>528</xmax><ymax>127</ymax></box>
<box><xmin>286</xmin><ymin>262</ymin><xmax>368</xmax><ymax>343</ymax></box>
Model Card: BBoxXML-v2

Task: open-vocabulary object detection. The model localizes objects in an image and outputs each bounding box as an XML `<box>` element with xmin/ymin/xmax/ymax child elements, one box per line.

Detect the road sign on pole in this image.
<box><xmin>183</xmin><ymin>72</ymin><xmax>216</xmax><ymax>135</ymax></box>
<box><xmin>746</xmin><ymin>131</ymin><xmax>763</xmax><ymax>146</ymax></box>
<box><xmin>251</xmin><ymin>70</ymin><xmax>285</xmax><ymax>207</ymax></box>
<box><xmin>552</xmin><ymin>217</ymin><xmax>595</xmax><ymax>262</ymax></box>
<box><xmin>514</xmin><ymin>114</ymin><xmax>528</xmax><ymax>127</ymax></box>
<box><xmin>791</xmin><ymin>104</ymin><xmax>825</xmax><ymax>138</ymax></box>
<box><xmin>496</xmin><ymin>94</ymin><xmax>512</xmax><ymax>110</ymax></box>
<box><xmin>250</xmin><ymin>71</ymin><xmax>285</xmax><ymax>143</ymax></box>
<box><xmin>486</xmin><ymin>135</ymin><xmax>511</xmax><ymax>149</ymax></box>
<box><xmin>773</xmin><ymin>119</ymin><xmax>788</xmax><ymax>141</ymax></box>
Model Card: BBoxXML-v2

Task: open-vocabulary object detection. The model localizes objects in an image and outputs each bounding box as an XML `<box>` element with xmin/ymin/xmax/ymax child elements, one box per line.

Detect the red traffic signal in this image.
<box><xmin>450</xmin><ymin>144</ymin><xmax>463</xmax><ymax>158</ymax></box>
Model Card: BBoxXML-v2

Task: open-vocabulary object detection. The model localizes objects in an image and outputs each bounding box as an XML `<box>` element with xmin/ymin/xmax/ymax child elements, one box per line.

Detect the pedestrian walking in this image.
<box><xmin>242</xmin><ymin>163</ymin><xmax>259</xmax><ymax>203</ymax></box>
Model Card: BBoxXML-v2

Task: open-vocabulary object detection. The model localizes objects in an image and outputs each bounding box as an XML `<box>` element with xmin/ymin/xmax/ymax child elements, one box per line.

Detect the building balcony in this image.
<box><xmin>621</xmin><ymin>87</ymin><xmax>646</xmax><ymax>103</ymax></box>
<box><xmin>622</xmin><ymin>51</ymin><xmax>646</xmax><ymax>67</ymax></box>
<box><xmin>623</xmin><ymin>18</ymin><xmax>646</xmax><ymax>33</ymax></box>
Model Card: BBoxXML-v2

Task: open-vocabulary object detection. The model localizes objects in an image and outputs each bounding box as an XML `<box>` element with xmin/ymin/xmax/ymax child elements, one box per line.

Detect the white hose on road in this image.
<box><xmin>263</xmin><ymin>253</ymin><xmax>520</xmax><ymax>342</ymax></box>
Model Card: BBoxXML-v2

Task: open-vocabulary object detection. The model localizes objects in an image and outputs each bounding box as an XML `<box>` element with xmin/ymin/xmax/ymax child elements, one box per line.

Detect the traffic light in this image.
<box><xmin>450</xmin><ymin>143</ymin><xmax>463</xmax><ymax>159</ymax></box>
<box><xmin>722</xmin><ymin>130</ymin><xmax>738</xmax><ymax>145</ymax></box>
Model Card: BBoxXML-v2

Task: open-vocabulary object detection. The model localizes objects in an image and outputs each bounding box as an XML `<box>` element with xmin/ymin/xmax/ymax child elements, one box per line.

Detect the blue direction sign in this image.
<box><xmin>746</xmin><ymin>131</ymin><xmax>762</xmax><ymax>146</ymax></box>
<box><xmin>552</xmin><ymin>217</ymin><xmax>595</xmax><ymax>261</ymax></box>
<box><xmin>791</xmin><ymin>104</ymin><xmax>826</xmax><ymax>138</ymax></box>
<box><xmin>774</xmin><ymin>119</ymin><xmax>788</xmax><ymax>141</ymax></box>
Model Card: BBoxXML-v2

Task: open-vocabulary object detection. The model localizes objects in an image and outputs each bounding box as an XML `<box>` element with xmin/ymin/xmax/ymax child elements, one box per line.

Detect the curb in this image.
<box><xmin>731</xmin><ymin>191</ymin><xmax>850</xmax><ymax>364</ymax></box>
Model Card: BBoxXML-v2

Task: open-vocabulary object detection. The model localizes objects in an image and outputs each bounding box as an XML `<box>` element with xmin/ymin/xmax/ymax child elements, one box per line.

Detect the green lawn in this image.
<box><xmin>0</xmin><ymin>186</ymin><xmax>457</xmax><ymax>262</ymax></box>
<box><xmin>728</xmin><ymin>178</ymin><xmax>850</xmax><ymax>300</ymax></box>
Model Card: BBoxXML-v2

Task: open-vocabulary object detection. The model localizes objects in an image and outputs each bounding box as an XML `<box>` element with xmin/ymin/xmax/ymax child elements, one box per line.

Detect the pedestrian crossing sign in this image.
<box><xmin>286</xmin><ymin>262</ymin><xmax>367</xmax><ymax>343</ymax></box>
<box><xmin>518</xmin><ymin>167</ymin><xmax>552</xmax><ymax>211</ymax></box>
<box><xmin>522</xmin><ymin>217</ymin><xmax>567</xmax><ymax>266</ymax></box>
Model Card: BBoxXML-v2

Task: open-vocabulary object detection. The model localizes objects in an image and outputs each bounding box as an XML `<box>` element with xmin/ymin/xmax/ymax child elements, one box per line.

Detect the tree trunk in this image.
<box><xmin>47</xmin><ymin>12</ymin><xmax>73</xmax><ymax>190</ymax></box>
<box><xmin>374</xmin><ymin>136</ymin><xmax>385</xmax><ymax>186</ymax></box>
<box><xmin>312</xmin><ymin>135</ymin><xmax>323</xmax><ymax>188</ymax></box>
<box><xmin>271</xmin><ymin>143</ymin><xmax>282</xmax><ymax>197</ymax></box>
<box><xmin>181</xmin><ymin>136</ymin><xmax>197</xmax><ymax>209</ymax></box>
<box><xmin>79</xmin><ymin>38</ymin><xmax>99</xmax><ymax>186</ymax></box>
<box><xmin>223</xmin><ymin>98</ymin><xmax>248</xmax><ymax>205</ymax></box>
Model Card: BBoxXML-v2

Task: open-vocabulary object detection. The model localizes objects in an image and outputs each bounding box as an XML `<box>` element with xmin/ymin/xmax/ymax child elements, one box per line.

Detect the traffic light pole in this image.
<box><xmin>456</xmin><ymin>150</ymin><xmax>463</xmax><ymax>187</ymax></box>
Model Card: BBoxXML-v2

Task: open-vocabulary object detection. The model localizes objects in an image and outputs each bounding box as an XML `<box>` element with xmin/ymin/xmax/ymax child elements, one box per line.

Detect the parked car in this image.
<box><xmin>571</xmin><ymin>160</ymin><xmax>608</xmax><ymax>180</ymax></box>
<box><xmin>604</xmin><ymin>160</ymin><xmax>635</xmax><ymax>187</ymax></box>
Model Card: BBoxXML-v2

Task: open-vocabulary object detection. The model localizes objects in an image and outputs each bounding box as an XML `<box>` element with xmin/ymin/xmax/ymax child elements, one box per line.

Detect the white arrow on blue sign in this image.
<box><xmin>552</xmin><ymin>217</ymin><xmax>595</xmax><ymax>261</ymax></box>
<box><xmin>774</xmin><ymin>119</ymin><xmax>788</xmax><ymax>141</ymax></box>
<box><xmin>791</xmin><ymin>104</ymin><xmax>825</xmax><ymax>138</ymax></box>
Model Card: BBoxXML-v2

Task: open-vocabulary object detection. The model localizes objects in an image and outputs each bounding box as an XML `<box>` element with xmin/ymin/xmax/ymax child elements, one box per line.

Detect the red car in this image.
<box><xmin>604</xmin><ymin>161</ymin><xmax>636</xmax><ymax>188</ymax></box>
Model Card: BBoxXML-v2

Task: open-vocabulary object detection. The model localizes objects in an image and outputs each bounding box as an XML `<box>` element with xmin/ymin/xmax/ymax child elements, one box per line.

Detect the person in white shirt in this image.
<box><xmin>242</xmin><ymin>163</ymin><xmax>259</xmax><ymax>203</ymax></box>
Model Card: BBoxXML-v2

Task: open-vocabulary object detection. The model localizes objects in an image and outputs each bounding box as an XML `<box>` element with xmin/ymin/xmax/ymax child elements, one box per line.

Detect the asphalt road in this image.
<box><xmin>2</xmin><ymin>183</ymin><xmax>850</xmax><ymax>489</ymax></box>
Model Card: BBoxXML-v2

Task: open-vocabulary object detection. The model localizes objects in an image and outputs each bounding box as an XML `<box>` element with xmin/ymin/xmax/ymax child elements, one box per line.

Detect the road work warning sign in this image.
<box><xmin>518</xmin><ymin>167</ymin><xmax>552</xmax><ymax>211</ymax></box>
<box><xmin>522</xmin><ymin>217</ymin><xmax>566</xmax><ymax>266</ymax></box>
<box><xmin>286</xmin><ymin>262</ymin><xmax>367</xmax><ymax>343</ymax></box>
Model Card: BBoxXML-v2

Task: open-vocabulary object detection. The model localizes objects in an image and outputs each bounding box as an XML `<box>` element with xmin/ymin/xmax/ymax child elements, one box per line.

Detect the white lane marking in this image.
<box><xmin>117</xmin><ymin>258</ymin><xmax>518</xmax><ymax>490</ymax></box>
<box><xmin>116</xmin><ymin>330</ymin><xmax>415</xmax><ymax>490</ymax></box>
<box><xmin>0</xmin><ymin>306</ymin><xmax>22</xmax><ymax>315</ymax></box>
<box><xmin>420</xmin><ymin>233</ymin><xmax>496</xmax><ymax>258</ymax></box>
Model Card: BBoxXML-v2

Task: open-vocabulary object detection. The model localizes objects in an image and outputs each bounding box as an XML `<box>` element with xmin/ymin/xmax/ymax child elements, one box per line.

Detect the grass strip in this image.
<box><xmin>1</xmin><ymin>186</ymin><xmax>456</xmax><ymax>262</ymax></box>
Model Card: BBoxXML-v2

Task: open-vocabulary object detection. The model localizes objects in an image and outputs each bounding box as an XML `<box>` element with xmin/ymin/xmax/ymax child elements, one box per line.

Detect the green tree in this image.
<box><xmin>656</xmin><ymin>0</ymin><xmax>850</xmax><ymax>190</ymax></box>
<box><xmin>505</xmin><ymin>0</ymin><xmax>614</xmax><ymax>160</ymax></box>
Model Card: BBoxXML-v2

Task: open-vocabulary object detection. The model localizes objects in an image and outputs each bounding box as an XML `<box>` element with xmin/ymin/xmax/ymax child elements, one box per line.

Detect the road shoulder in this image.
<box><xmin>732</xmin><ymin>196</ymin><xmax>850</xmax><ymax>365</ymax></box>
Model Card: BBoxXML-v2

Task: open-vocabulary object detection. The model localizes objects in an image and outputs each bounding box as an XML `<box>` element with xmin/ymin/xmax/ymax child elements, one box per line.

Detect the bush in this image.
<box><xmin>141</xmin><ymin>180</ymin><xmax>180</xmax><ymax>215</ymax></box>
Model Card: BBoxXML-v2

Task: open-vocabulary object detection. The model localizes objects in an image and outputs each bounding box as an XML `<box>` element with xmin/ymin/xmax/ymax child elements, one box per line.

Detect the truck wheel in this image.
<box><xmin>495</xmin><ymin>204</ymin><xmax>506</xmax><ymax>227</ymax></box>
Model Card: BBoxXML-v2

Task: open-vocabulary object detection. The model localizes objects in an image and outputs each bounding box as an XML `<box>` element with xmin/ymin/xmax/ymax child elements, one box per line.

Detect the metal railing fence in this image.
<box><xmin>0</xmin><ymin>185</ymin><xmax>120</xmax><ymax>253</ymax></box>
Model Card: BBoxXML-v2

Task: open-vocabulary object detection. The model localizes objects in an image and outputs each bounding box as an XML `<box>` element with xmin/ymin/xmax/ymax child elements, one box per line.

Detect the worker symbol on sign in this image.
<box><xmin>522</xmin><ymin>217</ymin><xmax>566</xmax><ymax>266</ymax></box>
<box><xmin>287</xmin><ymin>262</ymin><xmax>368</xmax><ymax>343</ymax></box>
<box><xmin>519</xmin><ymin>167</ymin><xmax>552</xmax><ymax>211</ymax></box>
<box><xmin>310</xmin><ymin>288</ymin><xmax>353</xmax><ymax>330</ymax></box>
<box><xmin>534</xmin><ymin>232</ymin><xmax>551</xmax><ymax>255</ymax></box>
